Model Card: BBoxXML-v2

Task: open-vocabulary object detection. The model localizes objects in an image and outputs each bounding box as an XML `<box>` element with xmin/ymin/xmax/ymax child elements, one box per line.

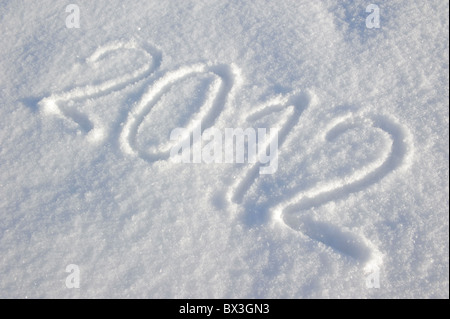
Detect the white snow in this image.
<box><xmin>0</xmin><ymin>0</ymin><xmax>448</xmax><ymax>298</ymax></box>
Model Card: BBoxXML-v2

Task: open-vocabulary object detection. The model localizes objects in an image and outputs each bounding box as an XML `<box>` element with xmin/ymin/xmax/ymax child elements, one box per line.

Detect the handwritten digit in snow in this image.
<box><xmin>38</xmin><ymin>40</ymin><xmax>162</xmax><ymax>142</ymax></box>
<box><xmin>227</xmin><ymin>91</ymin><xmax>314</xmax><ymax>204</ymax></box>
<box><xmin>272</xmin><ymin>113</ymin><xmax>412</xmax><ymax>268</ymax></box>
<box><xmin>120</xmin><ymin>63</ymin><xmax>241</xmax><ymax>162</ymax></box>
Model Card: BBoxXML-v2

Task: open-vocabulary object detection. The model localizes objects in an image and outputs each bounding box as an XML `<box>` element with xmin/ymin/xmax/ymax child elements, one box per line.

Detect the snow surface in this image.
<box><xmin>0</xmin><ymin>0</ymin><xmax>448</xmax><ymax>298</ymax></box>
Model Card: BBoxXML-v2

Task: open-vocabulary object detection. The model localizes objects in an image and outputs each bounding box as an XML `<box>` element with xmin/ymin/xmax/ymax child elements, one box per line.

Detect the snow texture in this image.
<box><xmin>0</xmin><ymin>0</ymin><xmax>448</xmax><ymax>298</ymax></box>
